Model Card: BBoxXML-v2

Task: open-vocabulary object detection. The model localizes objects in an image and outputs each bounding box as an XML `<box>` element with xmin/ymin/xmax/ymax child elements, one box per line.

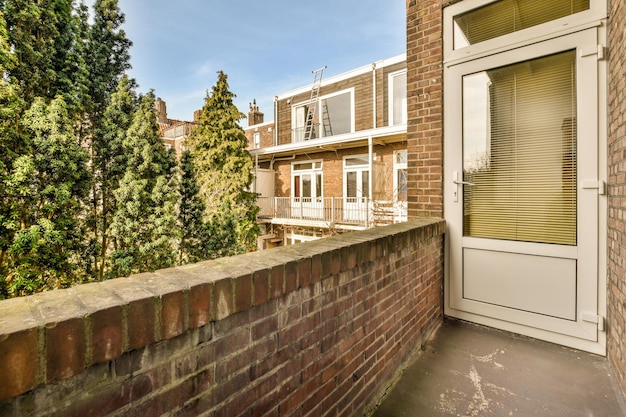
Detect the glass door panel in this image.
<box><xmin>462</xmin><ymin>50</ymin><xmax>577</xmax><ymax>245</ymax></box>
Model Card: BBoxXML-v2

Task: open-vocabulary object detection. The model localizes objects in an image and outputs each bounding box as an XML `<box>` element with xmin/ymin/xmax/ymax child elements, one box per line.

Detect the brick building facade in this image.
<box><xmin>245</xmin><ymin>56</ymin><xmax>409</xmax><ymax>248</ymax></box>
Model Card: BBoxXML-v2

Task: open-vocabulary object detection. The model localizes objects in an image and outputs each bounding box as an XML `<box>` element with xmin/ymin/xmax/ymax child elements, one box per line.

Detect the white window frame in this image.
<box><xmin>291</xmin><ymin>160</ymin><xmax>323</xmax><ymax>199</ymax></box>
<box><xmin>343</xmin><ymin>154</ymin><xmax>372</xmax><ymax>199</ymax></box>
<box><xmin>388</xmin><ymin>70</ymin><xmax>407</xmax><ymax>126</ymax></box>
<box><xmin>393</xmin><ymin>150</ymin><xmax>408</xmax><ymax>202</ymax></box>
<box><xmin>443</xmin><ymin>0</ymin><xmax>608</xmax><ymax>66</ymax></box>
<box><xmin>253</xmin><ymin>132</ymin><xmax>260</xmax><ymax>149</ymax></box>
<box><xmin>291</xmin><ymin>88</ymin><xmax>355</xmax><ymax>141</ymax></box>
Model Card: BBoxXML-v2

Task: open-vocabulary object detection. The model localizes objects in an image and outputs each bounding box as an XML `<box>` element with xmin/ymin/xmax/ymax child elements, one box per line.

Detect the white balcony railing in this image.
<box><xmin>257</xmin><ymin>197</ymin><xmax>408</xmax><ymax>229</ymax></box>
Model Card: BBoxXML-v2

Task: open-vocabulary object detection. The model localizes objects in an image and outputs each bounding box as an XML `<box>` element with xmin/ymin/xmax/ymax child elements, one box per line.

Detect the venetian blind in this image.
<box><xmin>454</xmin><ymin>0</ymin><xmax>589</xmax><ymax>48</ymax></box>
<box><xmin>462</xmin><ymin>51</ymin><xmax>577</xmax><ymax>245</ymax></box>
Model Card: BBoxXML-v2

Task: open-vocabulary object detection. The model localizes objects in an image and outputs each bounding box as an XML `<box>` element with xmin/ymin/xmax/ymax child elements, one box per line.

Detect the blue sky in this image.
<box><xmin>98</xmin><ymin>1</ymin><xmax>406</xmax><ymax>126</ymax></box>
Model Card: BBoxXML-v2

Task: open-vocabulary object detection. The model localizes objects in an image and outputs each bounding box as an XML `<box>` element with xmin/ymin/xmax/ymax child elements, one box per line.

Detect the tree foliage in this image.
<box><xmin>0</xmin><ymin>1</ymin><xmax>259</xmax><ymax>297</ymax></box>
<box><xmin>0</xmin><ymin>97</ymin><xmax>91</xmax><ymax>297</ymax></box>
<box><xmin>187</xmin><ymin>71</ymin><xmax>259</xmax><ymax>253</ymax></box>
<box><xmin>108</xmin><ymin>91</ymin><xmax>177</xmax><ymax>278</ymax></box>
<box><xmin>91</xmin><ymin>75</ymin><xmax>136</xmax><ymax>279</ymax></box>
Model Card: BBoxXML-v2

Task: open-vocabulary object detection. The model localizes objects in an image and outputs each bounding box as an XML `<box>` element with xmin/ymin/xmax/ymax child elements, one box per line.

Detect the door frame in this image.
<box><xmin>443</xmin><ymin>27</ymin><xmax>608</xmax><ymax>355</ymax></box>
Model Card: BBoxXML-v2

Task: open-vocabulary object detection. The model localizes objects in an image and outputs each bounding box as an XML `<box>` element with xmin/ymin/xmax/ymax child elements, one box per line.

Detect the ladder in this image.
<box><xmin>304</xmin><ymin>66</ymin><xmax>326</xmax><ymax>141</ymax></box>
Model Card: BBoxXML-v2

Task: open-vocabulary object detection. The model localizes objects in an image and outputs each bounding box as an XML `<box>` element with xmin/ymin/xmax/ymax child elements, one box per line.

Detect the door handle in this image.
<box><xmin>452</xmin><ymin>171</ymin><xmax>474</xmax><ymax>203</ymax></box>
<box><xmin>452</xmin><ymin>171</ymin><xmax>474</xmax><ymax>186</ymax></box>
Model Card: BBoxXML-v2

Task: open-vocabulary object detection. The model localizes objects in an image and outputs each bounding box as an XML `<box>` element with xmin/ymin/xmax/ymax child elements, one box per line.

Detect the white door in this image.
<box><xmin>292</xmin><ymin>171</ymin><xmax>323</xmax><ymax>220</ymax></box>
<box><xmin>444</xmin><ymin>29</ymin><xmax>603</xmax><ymax>353</ymax></box>
<box><xmin>344</xmin><ymin>155</ymin><xmax>370</xmax><ymax>223</ymax></box>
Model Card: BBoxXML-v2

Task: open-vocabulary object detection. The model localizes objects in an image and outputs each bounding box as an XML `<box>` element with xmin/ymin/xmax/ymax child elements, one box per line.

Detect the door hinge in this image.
<box><xmin>581</xmin><ymin>313</ymin><xmax>605</xmax><ymax>331</ymax></box>
<box><xmin>582</xmin><ymin>180</ymin><xmax>606</xmax><ymax>195</ymax></box>
<box><xmin>580</xmin><ymin>44</ymin><xmax>606</xmax><ymax>60</ymax></box>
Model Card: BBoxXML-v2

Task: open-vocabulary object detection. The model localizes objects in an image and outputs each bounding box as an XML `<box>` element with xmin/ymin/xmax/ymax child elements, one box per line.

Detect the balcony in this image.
<box><xmin>373</xmin><ymin>319</ymin><xmax>626</xmax><ymax>416</ymax></box>
<box><xmin>256</xmin><ymin>196</ymin><xmax>408</xmax><ymax>229</ymax></box>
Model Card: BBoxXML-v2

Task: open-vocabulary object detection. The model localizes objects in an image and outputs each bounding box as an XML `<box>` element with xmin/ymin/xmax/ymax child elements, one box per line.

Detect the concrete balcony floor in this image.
<box><xmin>372</xmin><ymin>319</ymin><xmax>626</xmax><ymax>417</ymax></box>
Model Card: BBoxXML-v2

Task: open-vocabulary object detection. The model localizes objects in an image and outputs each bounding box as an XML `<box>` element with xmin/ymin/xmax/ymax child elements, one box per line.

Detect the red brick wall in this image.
<box><xmin>607</xmin><ymin>0</ymin><xmax>626</xmax><ymax>397</ymax></box>
<box><xmin>245</xmin><ymin>122</ymin><xmax>274</xmax><ymax>150</ymax></box>
<box><xmin>406</xmin><ymin>0</ymin><xmax>445</xmax><ymax>219</ymax></box>
<box><xmin>271</xmin><ymin>143</ymin><xmax>407</xmax><ymax>199</ymax></box>
<box><xmin>0</xmin><ymin>220</ymin><xmax>445</xmax><ymax>417</ymax></box>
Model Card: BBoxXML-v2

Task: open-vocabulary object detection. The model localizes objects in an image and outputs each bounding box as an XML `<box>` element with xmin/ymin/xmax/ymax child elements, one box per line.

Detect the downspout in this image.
<box><xmin>372</xmin><ymin>63</ymin><xmax>377</xmax><ymax>129</ymax></box>
<box><xmin>269</xmin><ymin>154</ymin><xmax>297</xmax><ymax>171</ymax></box>
<box><xmin>368</xmin><ymin>135</ymin><xmax>373</xmax><ymax>228</ymax></box>
<box><xmin>254</xmin><ymin>152</ymin><xmax>258</xmax><ymax>194</ymax></box>
<box><xmin>273</xmin><ymin>96</ymin><xmax>279</xmax><ymax>146</ymax></box>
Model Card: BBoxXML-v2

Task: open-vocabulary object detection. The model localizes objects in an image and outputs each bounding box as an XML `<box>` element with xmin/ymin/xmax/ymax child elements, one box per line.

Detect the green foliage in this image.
<box><xmin>0</xmin><ymin>97</ymin><xmax>91</xmax><ymax>297</ymax></box>
<box><xmin>0</xmin><ymin>2</ymin><xmax>261</xmax><ymax>297</ymax></box>
<box><xmin>187</xmin><ymin>71</ymin><xmax>260</xmax><ymax>253</ymax></box>
<box><xmin>108</xmin><ymin>92</ymin><xmax>178</xmax><ymax>278</ymax></box>
<box><xmin>177</xmin><ymin>150</ymin><xmax>208</xmax><ymax>264</ymax></box>
<box><xmin>86</xmin><ymin>0</ymin><xmax>132</xmax><ymax>114</ymax></box>
<box><xmin>90</xmin><ymin>75</ymin><xmax>136</xmax><ymax>279</ymax></box>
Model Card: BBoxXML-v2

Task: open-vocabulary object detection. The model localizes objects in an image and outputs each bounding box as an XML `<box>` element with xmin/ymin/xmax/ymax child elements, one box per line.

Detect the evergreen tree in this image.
<box><xmin>0</xmin><ymin>10</ymin><xmax>25</xmax><ymax>289</ymax></box>
<box><xmin>85</xmin><ymin>0</ymin><xmax>131</xmax><ymax>116</ymax></box>
<box><xmin>3</xmin><ymin>0</ymin><xmax>84</xmax><ymax>110</ymax></box>
<box><xmin>83</xmin><ymin>0</ymin><xmax>132</xmax><ymax>277</ymax></box>
<box><xmin>177</xmin><ymin>150</ymin><xmax>209</xmax><ymax>265</ymax></box>
<box><xmin>91</xmin><ymin>75</ymin><xmax>136</xmax><ymax>279</ymax></box>
<box><xmin>186</xmin><ymin>71</ymin><xmax>259</xmax><ymax>254</ymax></box>
<box><xmin>0</xmin><ymin>97</ymin><xmax>91</xmax><ymax>297</ymax></box>
<box><xmin>108</xmin><ymin>92</ymin><xmax>177</xmax><ymax>278</ymax></box>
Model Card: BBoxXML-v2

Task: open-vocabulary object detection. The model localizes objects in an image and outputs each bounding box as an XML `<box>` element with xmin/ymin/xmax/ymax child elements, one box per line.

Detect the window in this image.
<box><xmin>462</xmin><ymin>51</ymin><xmax>578</xmax><ymax>245</ymax></box>
<box><xmin>292</xmin><ymin>161</ymin><xmax>323</xmax><ymax>200</ymax></box>
<box><xmin>444</xmin><ymin>0</ymin><xmax>607</xmax><ymax>62</ymax></box>
<box><xmin>389</xmin><ymin>71</ymin><xmax>407</xmax><ymax>126</ymax></box>
<box><xmin>292</xmin><ymin>89</ymin><xmax>354</xmax><ymax>142</ymax></box>
<box><xmin>253</xmin><ymin>132</ymin><xmax>260</xmax><ymax>149</ymax></box>
<box><xmin>394</xmin><ymin>150</ymin><xmax>408</xmax><ymax>202</ymax></box>
<box><xmin>343</xmin><ymin>155</ymin><xmax>370</xmax><ymax>199</ymax></box>
<box><xmin>454</xmin><ymin>0</ymin><xmax>589</xmax><ymax>49</ymax></box>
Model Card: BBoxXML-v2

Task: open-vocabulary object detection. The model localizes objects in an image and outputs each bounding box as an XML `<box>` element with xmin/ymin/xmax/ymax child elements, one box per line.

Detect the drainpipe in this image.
<box><xmin>254</xmin><ymin>152</ymin><xmax>258</xmax><ymax>194</ymax></box>
<box><xmin>269</xmin><ymin>154</ymin><xmax>296</xmax><ymax>171</ymax></box>
<box><xmin>274</xmin><ymin>96</ymin><xmax>278</xmax><ymax>146</ymax></box>
<box><xmin>368</xmin><ymin>135</ymin><xmax>373</xmax><ymax>227</ymax></box>
<box><xmin>372</xmin><ymin>63</ymin><xmax>377</xmax><ymax>129</ymax></box>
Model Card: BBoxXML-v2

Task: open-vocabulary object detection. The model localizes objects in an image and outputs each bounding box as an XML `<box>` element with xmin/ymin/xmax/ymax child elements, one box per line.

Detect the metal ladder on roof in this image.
<box><xmin>304</xmin><ymin>66</ymin><xmax>327</xmax><ymax>141</ymax></box>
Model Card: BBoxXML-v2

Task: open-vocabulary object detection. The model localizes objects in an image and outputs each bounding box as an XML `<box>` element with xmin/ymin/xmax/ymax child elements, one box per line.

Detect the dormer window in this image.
<box><xmin>292</xmin><ymin>89</ymin><xmax>354</xmax><ymax>142</ymax></box>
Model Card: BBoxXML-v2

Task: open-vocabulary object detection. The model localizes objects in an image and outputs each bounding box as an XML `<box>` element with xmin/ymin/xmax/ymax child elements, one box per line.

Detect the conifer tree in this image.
<box><xmin>83</xmin><ymin>0</ymin><xmax>132</xmax><ymax>277</ymax></box>
<box><xmin>92</xmin><ymin>75</ymin><xmax>136</xmax><ymax>279</ymax></box>
<box><xmin>85</xmin><ymin>0</ymin><xmax>132</xmax><ymax>115</ymax></box>
<box><xmin>177</xmin><ymin>150</ymin><xmax>209</xmax><ymax>265</ymax></box>
<box><xmin>0</xmin><ymin>97</ymin><xmax>91</xmax><ymax>297</ymax></box>
<box><xmin>108</xmin><ymin>92</ymin><xmax>177</xmax><ymax>278</ymax></box>
<box><xmin>186</xmin><ymin>71</ymin><xmax>259</xmax><ymax>254</ymax></box>
<box><xmin>0</xmin><ymin>10</ymin><xmax>25</xmax><ymax>292</ymax></box>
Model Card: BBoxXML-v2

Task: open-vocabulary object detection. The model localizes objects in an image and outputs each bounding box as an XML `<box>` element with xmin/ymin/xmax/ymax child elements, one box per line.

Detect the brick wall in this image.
<box><xmin>406</xmin><ymin>0</ymin><xmax>445</xmax><ymax>219</ymax></box>
<box><xmin>244</xmin><ymin>121</ymin><xmax>274</xmax><ymax>151</ymax></box>
<box><xmin>607</xmin><ymin>0</ymin><xmax>626</xmax><ymax>397</ymax></box>
<box><xmin>0</xmin><ymin>220</ymin><xmax>445</xmax><ymax>417</ymax></box>
<box><xmin>271</xmin><ymin>144</ymin><xmax>407</xmax><ymax>199</ymax></box>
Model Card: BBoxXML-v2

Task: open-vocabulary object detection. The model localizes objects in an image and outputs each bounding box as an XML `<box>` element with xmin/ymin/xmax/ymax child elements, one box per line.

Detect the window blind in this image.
<box><xmin>454</xmin><ymin>0</ymin><xmax>589</xmax><ymax>48</ymax></box>
<box><xmin>463</xmin><ymin>51</ymin><xmax>577</xmax><ymax>245</ymax></box>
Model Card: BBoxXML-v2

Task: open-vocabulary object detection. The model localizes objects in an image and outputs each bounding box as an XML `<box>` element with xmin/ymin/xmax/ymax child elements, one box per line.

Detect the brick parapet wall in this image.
<box><xmin>607</xmin><ymin>0</ymin><xmax>626</xmax><ymax>398</ymax></box>
<box><xmin>0</xmin><ymin>219</ymin><xmax>445</xmax><ymax>417</ymax></box>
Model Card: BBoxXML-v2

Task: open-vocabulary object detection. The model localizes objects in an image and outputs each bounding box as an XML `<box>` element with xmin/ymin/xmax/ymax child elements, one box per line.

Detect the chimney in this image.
<box><xmin>194</xmin><ymin>109</ymin><xmax>202</xmax><ymax>122</ymax></box>
<box><xmin>156</xmin><ymin>97</ymin><xmax>168</xmax><ymax>124</ymax></box>
<box><xmin>248</xmin><ymin>99</ymin><xmax>264</xmax><ymax>126</ymax></box>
